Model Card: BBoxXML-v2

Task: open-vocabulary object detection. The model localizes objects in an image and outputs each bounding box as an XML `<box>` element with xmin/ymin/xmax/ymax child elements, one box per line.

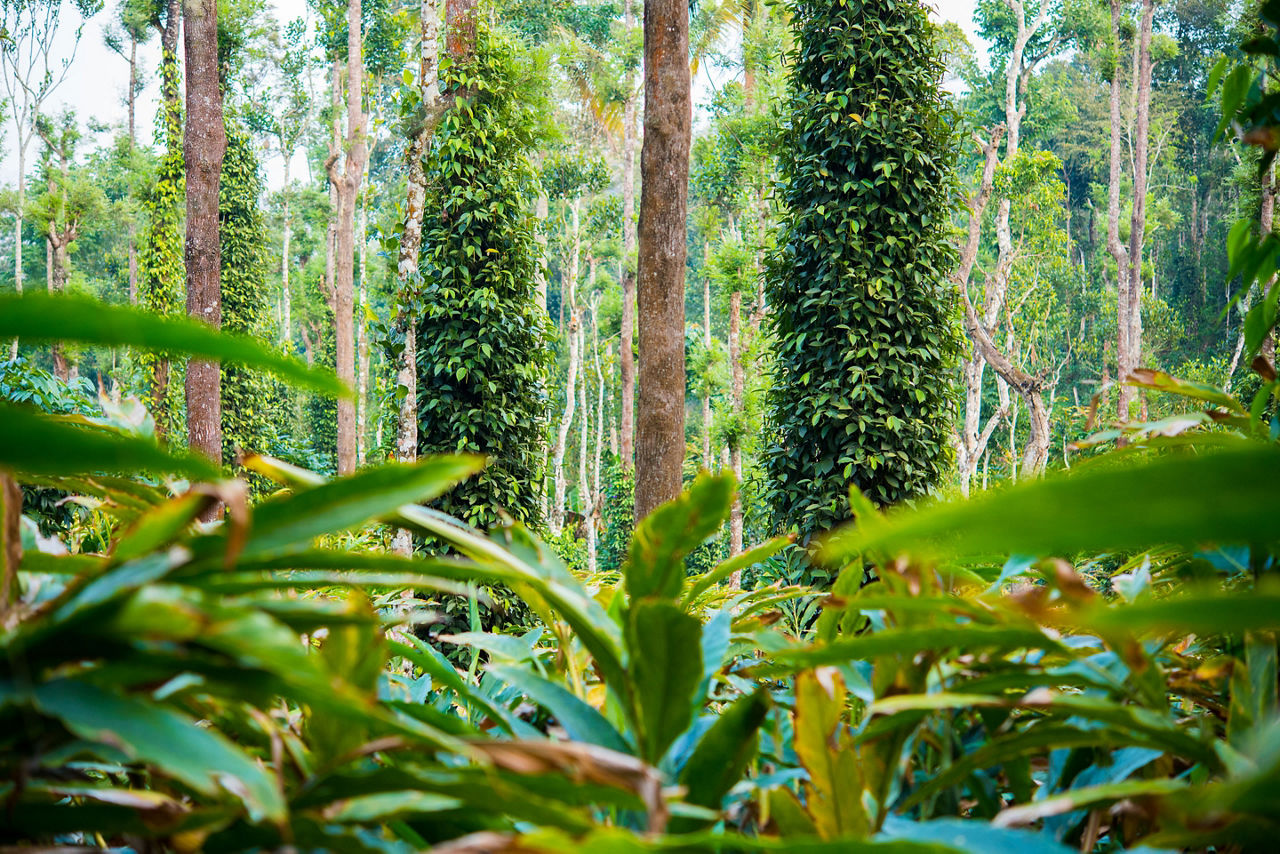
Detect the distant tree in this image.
<box><xmin>0</xmin><ymin>0</ymin><xmax>97</xmax><ymax>357</ymax></box>
<box><xmin>764</xmin><ymin>0</ymin><xmax>960</xmax><ymax>544</ymax></box>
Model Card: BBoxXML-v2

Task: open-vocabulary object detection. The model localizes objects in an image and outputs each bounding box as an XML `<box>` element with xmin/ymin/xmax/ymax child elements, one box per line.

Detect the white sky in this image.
<box><xmin>1</xmin><ymin>0</ymin><xmax>988</xmax><ymax>189</ymax></box>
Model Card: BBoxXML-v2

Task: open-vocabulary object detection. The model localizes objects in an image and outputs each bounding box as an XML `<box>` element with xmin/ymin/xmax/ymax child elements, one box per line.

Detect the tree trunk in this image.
<box><xmin>579</xmin><ymin>320</ymin><xmax>595</xmax><ymax>573</ymax></box>
<box><xmin>728</xmin><ymin>288</ymin><xmax>744</xmax><ymax>569</ymax></box>
<box><xmin>281</xmin><ymin>156</ymin><xmax>292</xmax><ymax>346</ymax></box>
<box><xmin>327</xmin><ymin>0</ymin><xmax>368</xmax><ymax>476</ymax></box>
<box><xmin>634</xmin><ymin>0</ymin><xmax>691</xmax><ymax>521</ymax></box>
<box><xmin>183</xmin><ymin>0</ymin><xmax>227</xmax><ymax>477</ymax></box>
<box><xmin>10</xmin><ymin>142</ymin><xmax>25</xmax><ymax>359</ymax></box>
<box><xmin>702</xmin><ymin>274</ymin><xmax>712</xmax><ymax>469</ymax></box>
<box><xmin>356</xmin><ymin>183</ymin><xmax>369</xmax><ymax>467</ymax></box>
<box><xmin>391</xmin><ymin>0</ymin><xmax>440</xmax><ymax>555</ymax></box>
<box><xmin>535</xmin><ymin>194</ymin><xmax>549</xmax><ymax>311</ymax></box>
<box><xmin>1120</xmin><ymin>0</ymin><xmax>1154</xmax><ymax>419</ymax></box>
<box><xmin>619</xmin><ymin>0</ymin><xmax>638</xmax><ymax>471</ymax></box>
<box><xmin>551</xmin><ymin>200</ymin><xmax>581</xmax><ymax>534</ymax></box>
<box><xmin>1107</xmin><ymin>0</ymin><xmax>1134</xmax><ymax>421</ymax></box>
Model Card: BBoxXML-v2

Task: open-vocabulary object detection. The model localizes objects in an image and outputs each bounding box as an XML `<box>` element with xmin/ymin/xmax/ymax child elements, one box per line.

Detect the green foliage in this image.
<box><xmin>414</xmin><ymin>23</ymin><xmax>553</xmax><ymax>531</ymax></box>
<box><xmin>136</xmin><ymin>89</ymin><xmax>185</xmax><ymax>439</ymax></box>
<box><xmin>220</xmin><ymin>121</ymin><xmax>276</xmax><ymax>467</ymax></box>
<box><xmin>763</xmin><ymin>0</ymin><xmax>961</xmax><ymax>543</ymax></box>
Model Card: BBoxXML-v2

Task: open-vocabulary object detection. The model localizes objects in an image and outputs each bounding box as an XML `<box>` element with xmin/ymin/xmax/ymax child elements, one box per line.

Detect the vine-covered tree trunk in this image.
<box><xmin>766</xmin><ymin>0</ymin><xmax>958</xmax><ymax>541</ymax></box>
<box><xmin>634</xmin><ymin>0</ymin><xmax>691</xmax><ymax>521</ymax></box>
<box><xmin>183</xmin><ymin>0</ymin><xmax>227</xmax><ymax>470</ymax></box>
<box><xmin>328</xmin><ymin>0</ymin><xmax>368</xmax><ymax>476</ymax></box>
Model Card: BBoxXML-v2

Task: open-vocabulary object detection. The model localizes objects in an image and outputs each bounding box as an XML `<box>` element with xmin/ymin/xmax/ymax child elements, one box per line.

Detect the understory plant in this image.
<box><xmin>3</xmin><ymin>292</ymin><xmax>1280</xmax><ymax>853</ymax></box>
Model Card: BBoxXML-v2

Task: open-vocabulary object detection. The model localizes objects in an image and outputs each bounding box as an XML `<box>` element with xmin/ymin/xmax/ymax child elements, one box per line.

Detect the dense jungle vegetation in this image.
<box><xmin>3</xmin><ymin>0</ymin><xmax>1280</xmax><ymax>849</ymax></box>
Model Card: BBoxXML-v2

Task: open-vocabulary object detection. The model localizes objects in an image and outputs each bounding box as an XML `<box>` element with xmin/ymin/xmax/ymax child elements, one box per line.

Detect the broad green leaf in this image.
<box><xmin>627</xmin><ymin>600</ymin><xmax>704</xmax><ymax>763</ymax></box>
<box><xmin>823</xmin><ymin>444</ymin><xmax>1280</xmax><ymax>562</ymax></box>
<box><xmin>773</xmin><ymin>624</ymin><xmax>1064</xmax><ymax>669</ymax></box>
<box><xmin>240</xmin><ymin>455</ymin><xmax>484</xmax><ymax>557</ymax></box>
<box><xmin>795</xmin><ymin>668</ymin><xmax>868</xmax><ymax>839</ymax></box>
<box><xmin>111</xmin><ymin>492</ymin><xmax>209</xmax><ymax>562</ymax></box>
<box><xmin>992</xmin><ymin>779</ymin><xmax>1186</xmax><ymax>827</ymax></box>
<box><xmin>30</xmin><ymin>678</ymin><xmax>285</xmax><ymax>822</ymax></box>
<box><xmin>1085</xmin><ymin>592</ymin><xmax>1280</xmax><ymax>638</ymax></box>
<box><xmin>880</xmin><ymin>816</ymin><xmax>1075</xmax><ymax>854</ymax></box>
<box><xmin>672</xmin><ymin>688</ymin><xmax>772</xmax><ymax>833</ymax></box>
<box><xmin>245</xmin><ymin>459</ymin><xmax>629</xmax><ymax>701</ymax></box>
<box><xmin>0</xmin><ymin>404</ymin><xmax>219</xmax><ymax>479</ymax></box>
<box><xmin>487</xmin><ymin>664</ymin><xmax>631</xmax><ymax>754</ymax></box>
<box><xmin>627</xmin><ymin>474</ymin><xmax>735</xmax><ymax>602</ymax></box>
<box><xmin>0</xmin><ymin>292</ymin><xmax>346</xmax><ymax>397</ymax></box>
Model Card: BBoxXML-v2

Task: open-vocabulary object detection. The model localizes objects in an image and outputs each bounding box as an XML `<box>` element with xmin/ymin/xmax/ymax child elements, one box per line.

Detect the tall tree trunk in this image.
<box><xmin>728</xmin><ymin>288</ymin><xmax>744</xmax><ymax>568</ymax></box>
<box><xmin>1120</xmin><ymin>0</ymin><xmax>1154</xmax><ymax>419</ymax></box>
<box><xmin>579</xmin><ymin>321</ymin><xmax>595</xmax><ymax>573</ymax></box>
<box><xmin>591</xmin><ymin>303</ymin><xmax>605</xmax><ymax>538</ymax></box>
<box><xmin>1107</xmin><ymin>0</ymin><xmax>1134</xmax><ymax>421</ymax></box>
<box><xmin>634</xmin><ymin>0</ymin><xmax>691</xmax><ymax>521</ymax></box>
<box><xmin>619</xmin><ymin>0</ymin><xmax>638</xmax><ymax>471</ymax></box>
<box><xmin>392</xmin><ymin>0</ymin><xmax>440</xmax><ymax>555</ymax></box>
<box><xmin>184</xmin><ymin>0</ymin><xmax>227</xmax><ymax>475</ymax></box>
<box><xmin>11</xmin><ymin>141</ymin><xmax>25</xmax><ymax>360</ymax></box>
<box><xmin>281</xmin><ymin>156</ymin><xmax>292</xmax><ymax>346</ymax></box>
<box><xmin>702</xmin><ymin>274</ymin><xmax>712</xmax><ymax>470</ymax></box>
<box><xmin>128</xmin><ymin>36</ymin><xmax>138</xmax><ymax>144</ymax></box>
<box><xmin>535</xmin><ymin>193</ymin><xmax>549</xmax><ymax>311</ymax></box>
<box><xmin>551</xmin><ymin>200</ymin><xmax>581</xmax><ymax>534</ymax></box>
<box><xmin>327</xmin><ymin>0</ymin><xmax>369</xmax><ymax>476</ymax></box>
<box><xmin>356</xmin><ymin>183</ymin><xmax>369</xmax><ymax>466</ymax></box>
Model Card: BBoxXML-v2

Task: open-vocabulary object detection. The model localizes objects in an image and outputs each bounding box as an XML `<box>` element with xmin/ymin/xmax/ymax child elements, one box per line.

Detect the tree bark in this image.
<box><xmin>183</xmin><ymin>0</ymin><xmax>227</xmax><ymax>476</ymax></box>
<box><xmin>356</xmin><ymin>181</ymin><xmax>370</xmax><ymax>466</ymax></box>
<box><xmin>535</xmin><ymin>193</ymin><xmax>549</xmax><ymax>311</ymax></box>
<box><xmin>281</xmin><ymin>156</ymin><xmax>292</xmax><ymax>346</ymax></box>
<box><xmin>326</xmin><ymin>0</ymin><xmax>368</xmax><ymax>476</ymax></box>
<box><xmin>551</xmin><ymin>200</ymin><xmax>582</xmax><ymax>534</ymax></box>
<box><xmin>634</xmin><ymin>0</ymin><xmax>691</xmax><ymax>521</ymax></box>
<box><xmin>619</xmin><ymin>0</ymin><xmax>638</xmax><ymax>472</ymax></box>
<box><xmin>728</xmin><ymin>288</ymin><xmax>744</xmax><ymax>567</ymax></box>
<box><xmin>392</xmin><ymin>0</ymin><xmax>441</xmax><ymax>555</ymax></box>
<box><xmin>702</xmin><ymin>274</ymin><xmax>713</xmax><ymax>470</ymax></box>
<box><xmin>1107</xmin><ymin>0</ymin><xmax>1133</xmax><ymax>421</ymax></box>
<box><xmin>1119</xmin><ymin>0</ymin><xmax>1154</xmax><ymax>420</ymax></box>
<box><xmin>579</xmin><ymin>320</ymin><xmax>595</xmax><ymax>572</ymax></box>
